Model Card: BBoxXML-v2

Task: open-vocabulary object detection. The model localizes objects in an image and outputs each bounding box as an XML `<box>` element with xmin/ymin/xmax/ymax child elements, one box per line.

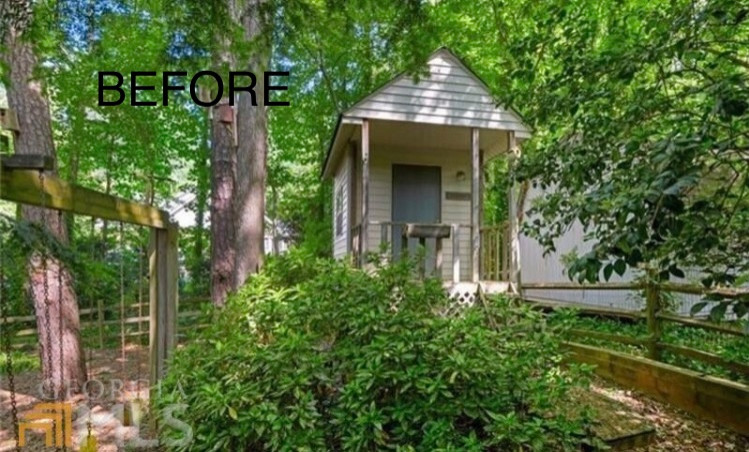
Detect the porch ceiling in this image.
<box><xmin>361</xmin><ymin>119</ymin><xmax>510</xmax><ymax>154</ymax></box>
<box><xmin>322</xmin><ymin>119</ymin><xmax>513</xmax><ymax>179</ymax></box>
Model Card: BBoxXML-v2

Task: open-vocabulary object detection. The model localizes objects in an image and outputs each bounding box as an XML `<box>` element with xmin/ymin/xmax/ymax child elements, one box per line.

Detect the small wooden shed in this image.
<box><xmin>322</xmin><ymin>48</ymin><xmax>530</xmax><ymax>289</ymax></box>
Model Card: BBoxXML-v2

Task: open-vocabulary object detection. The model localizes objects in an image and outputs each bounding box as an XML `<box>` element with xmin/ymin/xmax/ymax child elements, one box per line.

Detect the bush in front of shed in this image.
<box><xmin>156</xmin><ymin>251</ymin><xmax>595</xmax><ymax>450</ymax></box>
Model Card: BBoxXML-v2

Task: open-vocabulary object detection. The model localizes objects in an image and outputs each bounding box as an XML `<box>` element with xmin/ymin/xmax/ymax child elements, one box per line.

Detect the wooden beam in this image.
<box><xmin>658</xmin><ymin>342</ymin><xmax>749</xmax><ymax>377</ymax></box>
<box><xmin>522</xmin><ymin>281</ymin><xmax>642</xmax><ymax>291</ymax></box>
<box><xmin>0</xmin><ymin>168</ymin><xmax>171</xmax><ymax>229</ymax></box>
<box><xmin>452</xmin><ymin>224</ymin><xmax>460</xmax><ymax>283</ymax></box>
<box><xmin>165</xmin><ymin>226</ymin><xmax>179</xmax><ymax>354</ymax></box>
<box><xmin>471</xmin><ymin>127</ymin><xmax>480</xmax><ymax>282</ymax></box>
<box><xmin>658</xmin><ymin>312</ymin><xmax>748</xmax><ymax>337</ymax></box>
<box><xmin>149</xmin><ymin>226</ymin><xmax>178</xmax><ymax>397</ymax></box>
<box><xmin>1</xmin><ymin>154</ymin><xmax>54</xmax><ymax>170</ymax></box>
<box><xmin>507</xmin><ymin>131</ymin><xmax>520</xmax><ymax>290</ymax></box>
<box><xmin>402</xmin><ymin>223</ymin><xmax>451</xmax><ymax>239</ymax></box>
<box><xmin>565</xmin><ymin>342</ymin><xmax>749</xmax><ymax>436</ymax></box>
<box><xmin>360</xmin><ymin>119</ymin><xmax>369</xmax><ymax>266</ymax></box>
<box><xmin>149</xmin><ymin>229</ymin><xmax>162</xmax><ymax>393</ymax></box>
<box><xmin>522</xmin><ymin>297</ymin><xmax>645</xmax><ymax>320</ymax></box>
<box><xmin>348</xmin><ymin>142</ymin><xmax>357</xmax><ymax>254</ymax></box>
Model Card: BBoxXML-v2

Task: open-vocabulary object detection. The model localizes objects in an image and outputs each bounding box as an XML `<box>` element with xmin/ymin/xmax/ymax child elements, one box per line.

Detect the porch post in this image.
<box><xmin>507</xmin><ymin>131</ymin><xmax>521</xmax><ymax>291</ymax></box>
<box><xmin>471</xmin><ymin>127</ymin><xmax>480</xmax><ymax>282</ymax></box>
<box><xmin>452</xmin><ymin>224</ymin><xmax>460</xmax><ymax>283</ymax></box>
<box><xmin>360</xmin><ymin>119</ymin><xmax>370</xmax><ymax>267</ymax></box>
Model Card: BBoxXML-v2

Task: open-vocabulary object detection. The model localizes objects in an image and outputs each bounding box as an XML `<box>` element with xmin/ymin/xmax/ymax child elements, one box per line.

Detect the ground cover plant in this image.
<box><xmin>546</xmin><ymin>310</ymin><xmax>749</xmax><ymax>383</ymax></box>
<box><xmin>156</xmin><ymin>252</ymin><xmax>595</xmax><ymax>451</ymax></box>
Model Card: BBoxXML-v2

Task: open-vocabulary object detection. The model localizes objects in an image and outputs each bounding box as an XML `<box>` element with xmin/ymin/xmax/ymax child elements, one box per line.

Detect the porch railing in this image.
<box><xmin>350</xmin><ymin>221</ymin><xmax>461</xmax><ymax>280</ymax></box>
<box><xmin>480</xmin><ymin>222</ymin><xmax>510</xmax><ymax>281</ymax></box>
<box><xmin>349</xmin><ymin>221</ymin><xmax>510</xmax><ymax>282</ymax></box>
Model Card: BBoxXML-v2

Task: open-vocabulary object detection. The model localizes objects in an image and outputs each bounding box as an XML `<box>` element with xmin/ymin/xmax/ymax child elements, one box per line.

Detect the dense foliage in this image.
<box><xmin>498</xmin><ymin>0</ymin><xmax>748</xmax><ymax>286</ymax></box>
<box><xmin>547</xmin><ymin>309</ymin><xmax>749</xmax><ymax>383</ymax></box>
<box><xmin>157</xmin><ymin>253</ymin><xmax>594</xmax><ymax>450</ymax></box>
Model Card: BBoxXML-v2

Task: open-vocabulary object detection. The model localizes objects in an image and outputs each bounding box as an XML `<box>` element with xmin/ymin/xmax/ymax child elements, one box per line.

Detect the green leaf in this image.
<box><xmin>613</xmin><ymin>259</ymin><xmax>626</xmax><ymax>277</ymax></box>
<box><xmin>603</xmin><ymin>263</ymin><xmax>613</xmax><ymax>282</ymax></box>
<box><xmin>690</xmin><ymin>301</ymin><xmax>708</xmax><ymax>316</ymax></box>
<box><xmin>709</xmin><ymin>303</ymin><xmax>729</xmax><ymax>322</ymax></box>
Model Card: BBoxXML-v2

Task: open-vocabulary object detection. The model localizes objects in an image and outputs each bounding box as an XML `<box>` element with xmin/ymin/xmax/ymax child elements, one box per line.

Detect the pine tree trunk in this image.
<box><xmin>2</xmin><ymin>1</ymin><xmax>87</xmax><ymax>396</ymax></box>
<box><xmin>233</xmin><ymin>0</ymin><xmax>270</xmax><ymax>289</ymax></box>
<box><xmin>210</xmin><ymin>0</ymin><xmax>239</xmax><ymax>307</ymax></box>
<box><xmin>193</xmin><ymin>112</ymin><xmax>210</xmax><ymax>290</ymax></box>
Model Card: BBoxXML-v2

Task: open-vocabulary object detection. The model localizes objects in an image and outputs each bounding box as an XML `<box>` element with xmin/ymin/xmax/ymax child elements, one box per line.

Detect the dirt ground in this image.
<box><xmin>2</xmin><ymin>347</ymin><xmax>748</xmax><ymax>451</ymax></box>
<box><xmin>1</xmin><ymin>346</ymin><xmax>157</xmax><ymax>452</ymax></box>
<box><xmin>591</xmin><ymin>378</ymin><xmax>749</xmax><ymax>451</ymax></box>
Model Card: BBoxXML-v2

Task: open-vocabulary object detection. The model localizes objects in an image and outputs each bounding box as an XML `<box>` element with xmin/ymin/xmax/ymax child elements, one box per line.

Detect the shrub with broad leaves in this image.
<box><xmin>157</xmin><ymin>251</ymin><xmax>594</xmax><ymax>450</ymax></box>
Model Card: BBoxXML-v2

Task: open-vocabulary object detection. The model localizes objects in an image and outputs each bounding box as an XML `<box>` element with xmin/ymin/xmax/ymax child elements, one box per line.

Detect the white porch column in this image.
<box><xmin>507</xmin><ymin>131</ymin><xmax>521</xmax><ymax>291</ymax></box>
<box><xmin>360</xmin><ymin>119</ymin><xmax>370</xmax><ymax>267</ymax></box>
<box><xmin>471</xmin><ymin>127</ymin><xmax>480</xmax><ymax>282</ymax></box>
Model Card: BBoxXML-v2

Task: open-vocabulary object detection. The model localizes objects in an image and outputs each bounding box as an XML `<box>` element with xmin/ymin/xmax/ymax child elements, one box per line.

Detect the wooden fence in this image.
<box><xmin>0</xmin><ymin>297</ymin><xmax>210</xmax><ymax>351</ymax></box>
<box><xmin>521</xmin><ymin>281</ymin><xmax>749</xmax><ymax>434</ymax></box>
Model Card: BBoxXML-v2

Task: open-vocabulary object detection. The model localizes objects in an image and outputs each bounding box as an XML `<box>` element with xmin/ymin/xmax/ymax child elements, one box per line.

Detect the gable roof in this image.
<box><xmin>322</xmin><ymin>47</ymin><xmax>531</xmax><ymax>179</ymax></box>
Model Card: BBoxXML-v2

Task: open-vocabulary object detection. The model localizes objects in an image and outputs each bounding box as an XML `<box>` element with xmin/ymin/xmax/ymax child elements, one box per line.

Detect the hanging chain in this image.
<box><xmin>119</xmin><ymin>222</ymin><xmax>126</xmax><ymax>400</ymax></box>
<box><xmin>136</xmin><ymin>239</ymin><xmax>143</xmax><ymax>397</ymax></box>
<box><xmin>39</xmin><ymin>170</ymin><xmax>54</xmax><ymax>400</ymax></box>
<box><xmin>39</xmin><ymin>170</ymin><xmax>62</xmax><ymax>451</ymax></box>
<box><xmin>57</xmin><ymin>210</ymin><xmax>66</xmax><ymax>451</ymax></box>
<box><xmin>86</xmin><ymin>347</ymin><xmax>93</xmax><ymax>442</ymax></box>
<box><xmin>0</xmin><ymin>203</ymin><xmax>20</xmax><ymax>451</ymax></box>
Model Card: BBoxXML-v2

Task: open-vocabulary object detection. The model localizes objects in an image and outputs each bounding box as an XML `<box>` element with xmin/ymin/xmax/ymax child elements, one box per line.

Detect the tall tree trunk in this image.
<box><xmin>193</xmin><ymin>111</ymin><xmax>210</xmax><ymax>291</ymax></box>
<box><xmin>210</xmin><ymin>0</ymin><xmax>239</xmax><ymax>306</ymax></box>
<box><xmin>1</xmin><ymin>1</ymin><xmax>87</xmax><ymax>396</ymax></box>
<box><xmin>233</xmin><ymin>0</ymin><xmax>270</xmax><ymax>289</ymax></box>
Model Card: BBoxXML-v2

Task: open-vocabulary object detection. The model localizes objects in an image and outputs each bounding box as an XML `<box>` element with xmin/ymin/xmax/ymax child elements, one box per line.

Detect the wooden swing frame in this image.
<box><xmin>0</xmin><ymin>154</ymin><xmax>178</xmax><ymax>399</ymax></box>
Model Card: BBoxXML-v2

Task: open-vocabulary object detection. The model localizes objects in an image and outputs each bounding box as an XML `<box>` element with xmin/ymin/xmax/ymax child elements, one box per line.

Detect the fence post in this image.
<box><xmin>645</xmin><ymin>275</ymin><xmax>662</xmax><ymax>361</ymax></box>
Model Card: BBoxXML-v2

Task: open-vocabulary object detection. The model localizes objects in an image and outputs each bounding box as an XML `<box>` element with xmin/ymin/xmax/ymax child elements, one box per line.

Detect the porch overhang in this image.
<box><xmin>322</xmin><ymin>116</ymin><xmax>528</xmax><ymax>180</ymax></box>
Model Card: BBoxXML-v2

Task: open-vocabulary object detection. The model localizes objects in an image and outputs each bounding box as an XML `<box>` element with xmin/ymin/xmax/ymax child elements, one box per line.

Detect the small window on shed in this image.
<box><xmin>335</xmin><ymin>186</ymin><xmax>344</xmax><ymax>237</ymax></box>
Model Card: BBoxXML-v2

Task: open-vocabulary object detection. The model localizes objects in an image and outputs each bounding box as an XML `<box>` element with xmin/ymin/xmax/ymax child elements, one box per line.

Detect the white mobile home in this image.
<box><xmin>322</xmin><ymin>48</ymin><xmax>530</xmax><ymax>292</ymax></box>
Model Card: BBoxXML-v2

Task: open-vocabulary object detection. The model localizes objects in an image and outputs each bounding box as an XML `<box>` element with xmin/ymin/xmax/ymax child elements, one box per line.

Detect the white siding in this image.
<box><xmin>365</xmin><ymin>144</ymin><xmax>473</xmax><ymax>281</ymax></box>
<box><xmin>519</xmin><ymin>184</ymin><xmax>643</xmax><ymax>309</ymax></box>
<box><xmin>332</xmin><ymin>152</ymin><xmax>350</xmax><ymax>259</ymax></box>
<box><xmin>345</xmin><ymin>51</ymin><xmax>530</xmax><ymax>137</ymax></box>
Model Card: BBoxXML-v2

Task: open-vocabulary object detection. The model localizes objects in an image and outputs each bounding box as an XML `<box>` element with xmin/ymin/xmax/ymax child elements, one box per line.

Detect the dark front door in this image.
<box><xmin>392</xmin><ymin>164</ymin><xmax>441</xmax><ymax>269</ymax></box>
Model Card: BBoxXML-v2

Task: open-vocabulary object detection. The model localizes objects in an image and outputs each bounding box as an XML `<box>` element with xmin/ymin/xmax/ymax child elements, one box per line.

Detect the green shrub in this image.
<box><xmin>157</xmin><ymin>255</ymin><xmax>593</xmax><ymax>451</ymax></box>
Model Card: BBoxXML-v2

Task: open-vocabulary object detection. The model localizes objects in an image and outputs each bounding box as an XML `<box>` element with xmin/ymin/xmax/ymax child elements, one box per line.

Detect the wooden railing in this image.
<box><xmin>480</xmin><ymin>223</ymin><xmax>509</xmax><ymax>281</ymax></box>
<box><xmin>354</xmin><ymin>221</ymin><xmax>470</xmax><ymax>282</ymax></box>
<box><xmin>351</xmin><ymin>221</ymin><xmax>511</xmax><ymax>283</ymax></box>
<box><xmin>520</xmin><ymin>281</ymin><xmax>749</xmax><ymax>435</ymax></box>
<box><xmin>521</xmin><ymin>281</ymin><xmax>749</xmax><ymax>373</ymax></box>
<box><xmin>0</xmin><ymin>297</ymin><xmax>210</xmax><ymax>351</ymax></box>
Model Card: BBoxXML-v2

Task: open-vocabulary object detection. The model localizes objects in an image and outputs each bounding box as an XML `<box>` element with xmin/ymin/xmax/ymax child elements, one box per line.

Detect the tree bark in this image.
<box><xmin>192</xmin><ymin>112</ymin><xmax>210</xmax><ymax>291</ymax></box>
<box><xmin>233</xmin><ymin>0</ymin><xmax>270</xmax><ymax>289</ymax></box>
<box><xmin>2</xmin><ymin>1</ymin><xmax>87</xmax><ymax>396</ymax></box>
<box><xmin>210</xmin><ymin>0</ymin><xmax>239</xmax><ymax>307</ymax></box>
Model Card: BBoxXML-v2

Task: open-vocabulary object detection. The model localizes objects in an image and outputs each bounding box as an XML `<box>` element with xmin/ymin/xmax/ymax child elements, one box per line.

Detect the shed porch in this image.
<box><xmin>331</xmin><ymin>118</ymin><xmax>520</xmax><ymax>289</ymax></box>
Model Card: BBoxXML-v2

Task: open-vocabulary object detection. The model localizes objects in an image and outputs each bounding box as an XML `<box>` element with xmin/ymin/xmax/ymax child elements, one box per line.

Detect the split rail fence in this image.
<box><xmin>521</xmin><ymin>281</ymin><xmax>749</xmax><ymax>435</ymax></box>
<box><xmin>0</xmin><ymin>297</ymin><xmax>210</xmax><ymax>351</ymax></box>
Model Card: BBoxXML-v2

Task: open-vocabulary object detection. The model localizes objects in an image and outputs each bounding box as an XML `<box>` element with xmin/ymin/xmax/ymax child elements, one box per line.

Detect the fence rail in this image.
<box><xmin>521</xmin><ymin>280</ymin><xmax>749</xmax><ymax>378</ymax></box>
<box><xmin>1</xmin><ymin>297</ymin><xmax>211</xmax><ymax>351</ymax></box>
